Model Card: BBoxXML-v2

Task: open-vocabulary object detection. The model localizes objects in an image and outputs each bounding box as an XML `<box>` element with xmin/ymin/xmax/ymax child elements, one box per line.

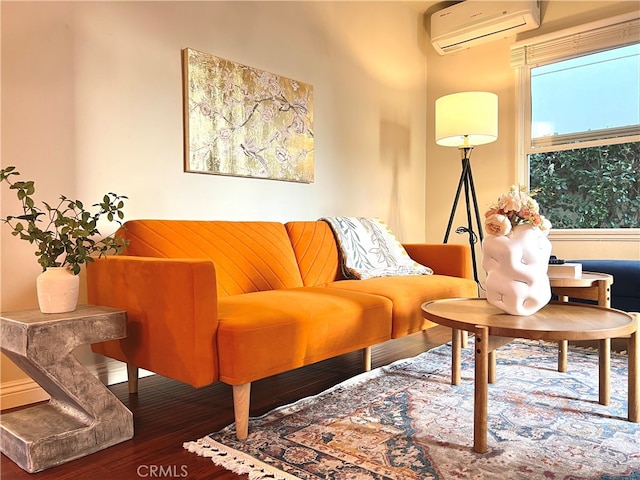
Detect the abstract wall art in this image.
<box><xmin>182</xmin><ymin>48</ymin><xmax>314</xmax><ymax>183</ymax></box>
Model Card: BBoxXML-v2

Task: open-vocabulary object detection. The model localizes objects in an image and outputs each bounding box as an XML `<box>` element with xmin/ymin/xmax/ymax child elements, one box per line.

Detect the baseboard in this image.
<box><xmin>1</xmin><ymin>358</ymin><xmax>154</xmax><ymax>411</ymax></box>
<box><xmin>0</xmin><ymin>377</ymin><xmax>50</xmax><ymax>410</ymax></box>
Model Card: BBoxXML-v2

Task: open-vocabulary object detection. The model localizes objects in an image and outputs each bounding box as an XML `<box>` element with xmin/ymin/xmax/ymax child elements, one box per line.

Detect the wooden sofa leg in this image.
<box><xmin>233</xmin><ymin>383</ymin><xmax>251</xmax><ymax>440</ymax></box>
<box><xmin>127</xmin><ymin>364</ymin><xmax>139</xmax><ymax>394</ymax></box>
<box><xmin>363</xmin><ymin>346</ymin><xmax>372</xmax><ymax>372</ymax></box>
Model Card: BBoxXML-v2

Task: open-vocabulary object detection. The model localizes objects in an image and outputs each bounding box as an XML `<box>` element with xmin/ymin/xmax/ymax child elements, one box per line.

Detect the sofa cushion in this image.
<box><xmin>216</xmin><ymin>287</ymin><xmax>392</xmax><ymax>384</ymax></box>
<box><xmin>119</xmin><ymin>220</ymin><xmax>304</xmax><ymax>296</ymax></box>
<box><xmin>286</xmin><ymin>221</ymin><xmax>341</xmax><ymax>286</ymax></box>
<box><xmin>326</xmin><ymin>275</ymin><xmax>478</xmax><ymax>338</ymax></box>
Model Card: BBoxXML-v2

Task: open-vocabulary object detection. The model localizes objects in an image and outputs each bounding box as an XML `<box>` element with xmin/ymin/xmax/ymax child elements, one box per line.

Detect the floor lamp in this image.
<box><xmin>435</xmin><ymin>92</ymin><xmax>498</xmax><ymax>284</ymax></box>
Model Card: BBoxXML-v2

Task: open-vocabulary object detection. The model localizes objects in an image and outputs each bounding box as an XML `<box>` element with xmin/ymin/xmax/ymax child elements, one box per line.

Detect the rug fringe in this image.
<box><xmin>183</xmin><ymin>436</ymin><xmax>302</xmax><ymax>480</ymax></box>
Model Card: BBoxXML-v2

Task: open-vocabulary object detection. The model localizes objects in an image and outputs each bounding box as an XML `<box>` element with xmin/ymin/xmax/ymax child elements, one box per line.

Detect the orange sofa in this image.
<box><xmin>86</xmin><ymin>220</ymin><xmax>477</xmax><ymax>439</ymax></box>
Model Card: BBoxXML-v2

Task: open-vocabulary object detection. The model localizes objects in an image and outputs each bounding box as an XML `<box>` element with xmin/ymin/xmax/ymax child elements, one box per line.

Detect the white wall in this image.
<box><xmin>0</xmin><ymin>1</ymin><xmax>428</xmax><ymax>404</ymax></box>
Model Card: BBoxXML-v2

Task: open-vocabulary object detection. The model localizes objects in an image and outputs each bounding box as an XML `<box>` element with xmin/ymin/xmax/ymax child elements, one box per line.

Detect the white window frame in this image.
<box><xmin>512</xmin><ymin>12</ymin><xmax>640</xmax><ymax>242</ymax></box>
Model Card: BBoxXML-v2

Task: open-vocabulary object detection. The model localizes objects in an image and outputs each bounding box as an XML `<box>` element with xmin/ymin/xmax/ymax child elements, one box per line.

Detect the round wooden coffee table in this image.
<box><xmin>421</xmin><ymin>298</ymin><xmax>638</xmax><ymax>454</ymax></box>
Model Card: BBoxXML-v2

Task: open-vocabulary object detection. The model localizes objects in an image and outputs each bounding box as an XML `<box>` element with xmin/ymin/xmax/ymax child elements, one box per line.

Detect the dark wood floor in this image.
<box><xmin>1</xmin><ymin>328</ymin><xmax>453</xmax><ymax>480</ymax></box>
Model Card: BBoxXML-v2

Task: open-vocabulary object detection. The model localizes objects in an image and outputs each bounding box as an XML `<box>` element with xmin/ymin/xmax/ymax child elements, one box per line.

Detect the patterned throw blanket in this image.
<box><xmin>321</xmin><ymin>217</ymin><xmax>433</xmax><ymax>279</ymax></box>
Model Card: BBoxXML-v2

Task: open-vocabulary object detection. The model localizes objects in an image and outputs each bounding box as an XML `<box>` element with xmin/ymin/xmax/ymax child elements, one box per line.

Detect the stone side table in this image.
<box><xmin>0</xmin><ymin>305</ymin><xmax>134</xmax><ymax>473</ymax></box>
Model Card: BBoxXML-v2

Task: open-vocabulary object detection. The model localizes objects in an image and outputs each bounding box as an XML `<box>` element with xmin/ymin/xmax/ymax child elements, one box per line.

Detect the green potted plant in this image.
<box><xmin>0</xmin><ymin>166</ymin><xmax>129</xmax><ymax>313</ymax></box>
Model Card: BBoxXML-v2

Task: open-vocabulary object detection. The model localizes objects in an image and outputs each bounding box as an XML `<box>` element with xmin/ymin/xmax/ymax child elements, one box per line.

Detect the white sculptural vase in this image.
<box><xmin>482</xmin><ymin>224</ymin><xmax>552</xmax><ymax>316</ymax></box>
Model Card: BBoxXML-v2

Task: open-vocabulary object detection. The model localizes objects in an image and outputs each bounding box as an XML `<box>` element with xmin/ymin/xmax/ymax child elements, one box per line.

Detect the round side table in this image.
<box><xmin>549</xmin><ymin>271</ymin><xmax>613</xmax><ymax>307</ymax></box>
<box><xmin>549</xmin><ymin>271</ymin><xmax>615</xmax><ymax>373</ymax></box>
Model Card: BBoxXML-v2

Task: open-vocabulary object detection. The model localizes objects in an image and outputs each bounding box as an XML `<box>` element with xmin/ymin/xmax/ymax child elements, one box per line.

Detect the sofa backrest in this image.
<box><xmin>285</xmin><ymin>221</ymin><xmax>342</xmax><ymax>286</ymax></box>
<box><xmin>119</xmin><ymin>220</ymin><xmax>304</xmax><ymax>296</ymax></box>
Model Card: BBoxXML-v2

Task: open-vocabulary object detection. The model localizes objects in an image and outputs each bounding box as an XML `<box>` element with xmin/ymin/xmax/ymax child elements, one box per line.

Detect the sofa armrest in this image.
<box><xmin>403</xmin><ymin>243</ymin><xmax>473</xmax><ymax>280</ymax></box>
<box><xmin>86</xmin><ymin>256</ymin><xmax>219</xmax><ymax>387</ymax></box>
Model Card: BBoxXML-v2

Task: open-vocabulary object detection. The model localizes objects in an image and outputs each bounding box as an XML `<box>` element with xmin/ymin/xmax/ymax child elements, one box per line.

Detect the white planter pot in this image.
<box><xmin>482</xmin><ymin>224</ymin><xmax>552</xmax><ymax>316</ymax></box>
<box><xmin>36</xmin><ymin>267</ymin><xmax>80</xmax><ymax>314</ymax></box>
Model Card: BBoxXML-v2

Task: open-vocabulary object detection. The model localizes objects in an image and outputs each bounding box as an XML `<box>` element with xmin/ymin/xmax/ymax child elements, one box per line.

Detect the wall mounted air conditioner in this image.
<box><xmin>431</xmin><ymin>0</ymin><xmax>541</xmax><ymax>55</ymax></box>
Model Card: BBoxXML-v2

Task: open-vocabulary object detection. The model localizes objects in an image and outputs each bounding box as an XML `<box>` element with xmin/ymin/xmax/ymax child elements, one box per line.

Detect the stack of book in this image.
<box><xmin>548</xmin><ymin>262</ymin><xmax>582</xmax><ymax>278</ymax></box>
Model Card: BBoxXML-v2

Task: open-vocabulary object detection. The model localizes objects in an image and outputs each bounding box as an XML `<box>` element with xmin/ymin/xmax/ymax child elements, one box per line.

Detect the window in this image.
<box><xmin>512</xmin><ymin>13</ymin><xmax>640</xmax><ymax>229</ymax></box>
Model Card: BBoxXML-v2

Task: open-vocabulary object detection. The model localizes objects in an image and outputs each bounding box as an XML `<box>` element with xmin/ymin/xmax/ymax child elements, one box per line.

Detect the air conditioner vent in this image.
<box><xmin>431</xmin><ymin>0</ymin><xmax>541</xmax><ymax>55</ymax></box>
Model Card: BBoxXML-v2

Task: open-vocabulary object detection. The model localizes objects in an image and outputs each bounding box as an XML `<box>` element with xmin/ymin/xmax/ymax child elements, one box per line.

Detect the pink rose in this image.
<box><xmin>497</xmin><ymin>192</ymin><xmax>522</xmax><ymax>213</ymax></box>
<box><xmin>518</xmin><ymin>207</ymin><xmax>531</xmax><ymax>219</ymax></box>
<box><xmin>530</xmin><ymin>213</ymin><xmax>542</xmax><ymax>227</ymax></box>
<box><xmin>485</xmin><ymin>213</ymin><xmax>512</xmax><ymax>236</ymax></box>
<box><xmin>484</xmin><ymin>207</ymin><xmax>501</xmax><ymax>218</ymax></box>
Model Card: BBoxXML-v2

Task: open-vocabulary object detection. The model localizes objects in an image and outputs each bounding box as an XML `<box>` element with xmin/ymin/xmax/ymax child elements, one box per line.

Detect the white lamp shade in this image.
<box><xmin>435</xmin><ymin>92</ymin><xmax>498</xmax><ymax>147</ymax></box>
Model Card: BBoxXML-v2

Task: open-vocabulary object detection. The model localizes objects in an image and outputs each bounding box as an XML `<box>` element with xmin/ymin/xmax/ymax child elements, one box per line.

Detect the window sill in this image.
<box><xmin>548</xmin><ymin>228</ymin><xmax>640</xmax><ymax>242</ymax></box>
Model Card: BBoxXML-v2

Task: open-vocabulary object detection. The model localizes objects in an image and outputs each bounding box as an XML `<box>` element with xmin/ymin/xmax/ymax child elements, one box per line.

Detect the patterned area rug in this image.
<box><xmin>184</xmin><ymin>339</ymin><xmax>640</xmax><ymax>479</ymax></box>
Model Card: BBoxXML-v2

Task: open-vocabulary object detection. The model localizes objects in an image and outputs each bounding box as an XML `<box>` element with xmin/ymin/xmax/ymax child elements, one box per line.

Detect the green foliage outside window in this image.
<box><xmin>529</xmin><ymin>141</ymin><xmax>640</xmax><ymax>229</ymax></box>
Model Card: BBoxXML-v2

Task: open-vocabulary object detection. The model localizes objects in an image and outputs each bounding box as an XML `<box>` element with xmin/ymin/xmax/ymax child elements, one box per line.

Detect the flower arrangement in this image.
<box><xmin>484</xmin><ymin>185</ymin><xmax>551</xmax><ymax>236</ymax></box>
